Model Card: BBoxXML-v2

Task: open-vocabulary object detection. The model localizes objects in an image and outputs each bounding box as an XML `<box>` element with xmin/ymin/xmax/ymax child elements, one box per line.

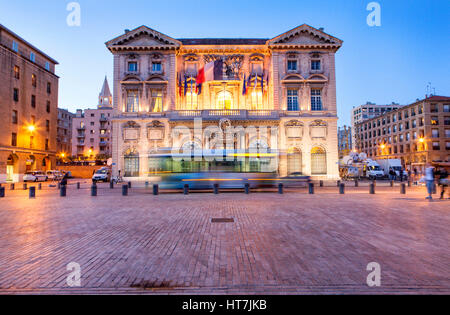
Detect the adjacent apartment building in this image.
<box><xmin>351</xmin><ymin>102</ymin><xmax>403</xmax><ymax>147</ymax></box>
<box><xmin>57</xmin><ymin>108</ymin><xmax>75</xmax><ymax>160</ymax></box>
<box><xmin>71</xmin><ymin>77</ymin><xmax>113</xmax><ymax>159</ymax></box>
<box><xmin>0</xmin><ymin>24</ymin><xmax>59</xmax><ymax>182</ymax></box>
<box><xmin>105</xmin><ymin>24</ymin><xmax>343</xmax><ymax>180</ymax></box>
<box><xmin>354</xmin><ymin>95</ymin><xmax>450</xmax><ymax>172</ymax></box>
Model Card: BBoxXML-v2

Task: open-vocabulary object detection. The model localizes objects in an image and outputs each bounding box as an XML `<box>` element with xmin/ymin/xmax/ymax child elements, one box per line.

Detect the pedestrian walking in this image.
<box><xmin>436</xmin><ymin>167</ymin><xmax>449</xmax><ymax>200</ymax></box>
<box><xmin>60</xmin><ymin>172</ymin><xmax>69</xmax><ymax>187</ymax></box>
<box><xmin>424</xmin><ymin>164</ymin><xmax>435</xmax><ymax>200</ymax></box>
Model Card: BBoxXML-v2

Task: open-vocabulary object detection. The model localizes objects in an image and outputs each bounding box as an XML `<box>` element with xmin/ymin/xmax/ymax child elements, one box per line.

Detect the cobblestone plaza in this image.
<box><xmin>0</xmin><ymin>182</ymin><xmax>448</xmax><ymax>294</ymax></box>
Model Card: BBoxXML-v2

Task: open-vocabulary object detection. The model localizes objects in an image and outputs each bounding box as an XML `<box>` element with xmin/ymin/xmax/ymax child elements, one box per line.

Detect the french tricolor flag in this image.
<box><xmin>196</xmin><ymin>60</ymin><xmax>223</xmax><ymax>85</ymax></box>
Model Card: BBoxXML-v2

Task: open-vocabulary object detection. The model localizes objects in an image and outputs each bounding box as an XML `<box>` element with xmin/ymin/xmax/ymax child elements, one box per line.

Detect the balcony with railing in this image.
<box><xmin>169</xmin><ymin>109</ymin><xmax>280</xmax><ymax>120</ymax></box>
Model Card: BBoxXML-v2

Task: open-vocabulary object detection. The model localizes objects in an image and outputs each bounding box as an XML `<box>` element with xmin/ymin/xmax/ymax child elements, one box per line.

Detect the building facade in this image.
<box><xmin>354</xmin><ymin>96</ymin><xmax>450</xmax><ymax>172</ymax></box>
<box><xmin>338</xmin><ymin>125</ymin><xmax>352</xmax><ymax>159</ymax></box>
<box><xmin>106</xmin><ymin>24</ymin><xmax>342</xmax><ymax>180</ymax></box>
<box><xmin>57</xmin><ymin>108</ymin><xmax>75</xmax><ymax>159</ymax></box>
<box><xmin>0</xmin><ymin>24</ymin><xmax>59</xmax><ymax>182</ymax></box>
<box><xmin>71</xmin><ymin>77</ymin><xmax>113</xmax><ymax>159</ymax></box>
<box><xmin>351</xmin><ymin>102</ymin><xmax>403</xmax><ymax>148</ymax></box>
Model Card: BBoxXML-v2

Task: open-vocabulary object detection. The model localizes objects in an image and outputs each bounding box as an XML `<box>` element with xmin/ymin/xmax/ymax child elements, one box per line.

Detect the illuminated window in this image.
<box><xmin>311</xmin><ymin>89</ymin><xmax>323</xmax><ymax>111</ymax></box>
<box><xmin>431</xmin><ymin>116</ymin><xmax>439</xmax><ymax>125</ymax></box>
<box><xmin>13</xmin><ymin>66</ymin><xmax>20</xmax><ymax>79</ymax></box>
<box><xmin>151</xmin><ymin>89</ymin><xmax>163</xmax><ymax>112</ymax></box>
<box><xmin>311</xmin><ymin>147</ymin><xmax>327</xmax><ymax>175</ymax></box>
<box><xmin>250</xmin><ymin>91</ymin><xmax>263</xmax><ymax>110</ymax></box>
<box><xmin>217</xmin><ymin>91</ymin><xmax>233</xmax><ymax>110</ymax></box>
<box><xmin>126</xmin><ymin>90</ymin><xmax>139</xmax><ymax>112</ymax></box>
<box><xmin>32</xmin><ymin>74</ymin><xmax>36</xmax><ymax>87</ymax></box>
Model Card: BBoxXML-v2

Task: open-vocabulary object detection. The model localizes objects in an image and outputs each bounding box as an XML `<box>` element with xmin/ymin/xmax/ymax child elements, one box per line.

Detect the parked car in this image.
<box><xmin>46</xmin><ymin>170</ymin><xmax>63</xmax><ymax>181</ymax></box>
<box><xmin>92</xmin><ymin>167</ymin><xmax>111</xmax><ymax>183</ymax></box>
<box><xmin>23</xmin><ymin>171</ymin><xmax>48</xmax><ymax>182</ymax></box>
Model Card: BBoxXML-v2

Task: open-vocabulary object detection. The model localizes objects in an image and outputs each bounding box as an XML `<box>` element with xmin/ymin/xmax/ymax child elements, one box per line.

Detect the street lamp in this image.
<box><xmin>28</xmin><ymin>125</ymin><xmax>36</xmax><ymax>132</ymax></box>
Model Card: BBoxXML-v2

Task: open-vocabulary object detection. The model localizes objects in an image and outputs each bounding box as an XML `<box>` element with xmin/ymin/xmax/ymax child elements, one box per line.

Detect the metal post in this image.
<box><xmin>213</xmin><ymin>183</ymin><xmax>219</xmax><ymax>195</ymax></box>
<box><xmin>337</xmin><ymin>180</ymin><xmax>341</xmax><ymax>187</ymax></box>
<box><xmin>23</xmin><ymin>183</ymin><xmax>27</xmax><ymax>190</ymax></box>
<box><xmin>29</xmin><ymin>186</ymin><xmax>36</xmax><ymax>199</ymax></box>
<box><xmin>122</xmin><ymin>184</ymin><xmax>128</xmax><ymax>196</ymax></box>
<box><xmin>0</xmin><ymin>186</ymin><xmax>5</xmax><ymax>198</ymax></box>
<box><xmin>400</xmin><ymin>183</ymin><xmax>406</xmax><ymax>195</ymax></box>
<box><xmin>408</xmin><ymin>181</ymin><xmax>411</xmax><ymax>187</ymax></box>
<box><xmin>390</xmin><ymin>180</ymin><xmax>394</xmax><ymax>187</ymax></box>
<box><xmin>278</xmin><ymin>183</ymin><xmax>284</xmax><ymax>194</ymax></box>
<box><xmin>91</xmin><ymin>184</ymin><xmax>97</xmax><ymax>197</ymax></box>
<box><xmin>145</xmin><ymin>182</ymin><xmax>149</xmax><ymax>189</ymax></box>
<box><xmin>339</xmin><ymin>183</ymin><xmax>345</xmax><ymax>194</ymax></box>
<box><xmin>77</xmin><ymin>182</ymin><xmax>81</xmax><ymax>189</ymax></box>
<box><xmin>309</xmin><ymin>183</ymin><xmax>314</xmax><ymax>194</ymax></box>
<box><xmin>60</xmin><ymin>185</ymin><xmax>67</xmax><ymax>197</ymax></box>
<box><xmin>355</xmin><ymin>179</ymin><xmax>359</xmax><ymax>187</ymax></box>
<box><xmin>184</xmin><ymin>184</ymin><xmax>189</xmax><ymax>195</ymax></box>
<box><xmin>320</xmin><ymin>180</ymin><xmax>324</xmax><ymax>187</ymax></box>
<box><xmin>370</xmin><ymin>183</ymin><xmax>375</xmax><ymax>194</ymax></box>
<box><xmin>110</xmin><ymin>181</ymin><xmax>114</xmax><ymax>189</ymax></box>
<box><xmin>38</xmin><ymin>183</ymin><xmax>42</xmax><ymax>190</ymax></box>
<box><xmin>244</xmin><ymin>183</ymin><xmax>250</xmax><ymax>194</ymax></box>
<box><xmin>128</xmin><ymin>182</ymin><xmax>132</xmax><ymax>189</ymax></box>
<box><xmin>10</xmin><ymin>183</ymin><xmax>15</xmax><ymax>190</ymax></box>
<box><xmin>153</xmin><ymin>184</ymin><xmax>159</xmax><ymax>195</ymax></box>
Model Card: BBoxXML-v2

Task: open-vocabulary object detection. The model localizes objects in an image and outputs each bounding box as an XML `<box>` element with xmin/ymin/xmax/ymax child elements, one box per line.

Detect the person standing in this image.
<box><xmin>424</xmin><ymin>164</ymin><xmax>435</xmax><ymax>200</ymax></box>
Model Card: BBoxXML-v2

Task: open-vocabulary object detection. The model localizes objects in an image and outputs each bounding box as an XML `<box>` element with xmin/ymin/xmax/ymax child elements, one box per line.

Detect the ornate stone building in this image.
<box><xmin>106</xmin><ymin>24</ymin><xmax>342</xmax><ymax>180</ymax></box>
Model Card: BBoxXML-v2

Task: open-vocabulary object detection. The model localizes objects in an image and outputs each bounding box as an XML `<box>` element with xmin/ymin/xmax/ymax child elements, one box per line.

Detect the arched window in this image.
<box><xmin>287</xmin><ymin>148</ymin><xmax>302</xmax><ymax>175</ymax></box>
<box><xmin>217</xmin><ymin>91</ymin><xmax>233</xmax><ymax>109</ymax></box>
<box><xmin>124</xmin><ymin>149</ymin><xmax>139</xmax><ymax>177</ymax></box>
<box><xmin>311</xmin><ymin>147</ymin><xmax>327</xmax><ymax>175</ymax></box>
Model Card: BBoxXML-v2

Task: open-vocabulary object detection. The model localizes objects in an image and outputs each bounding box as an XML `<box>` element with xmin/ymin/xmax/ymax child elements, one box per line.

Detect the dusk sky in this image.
<box><xmin>1</xmin><ymin>0</ymin><xmax>449</xmax><ymax>126</ymax></box>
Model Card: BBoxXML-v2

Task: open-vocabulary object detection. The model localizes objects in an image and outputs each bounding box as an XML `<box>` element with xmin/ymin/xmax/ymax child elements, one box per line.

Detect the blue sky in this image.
<box><xmin>1</xmin><ymin>0</ymin><xmax>449</xmax><ymax>126</ymax></box>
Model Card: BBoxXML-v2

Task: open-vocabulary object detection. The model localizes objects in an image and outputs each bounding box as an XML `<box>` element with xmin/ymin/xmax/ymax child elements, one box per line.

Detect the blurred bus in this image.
<box><xmin>146</xmin><ymin>149</ymin><xmax>278</xmax><ymax>190</ymax></box>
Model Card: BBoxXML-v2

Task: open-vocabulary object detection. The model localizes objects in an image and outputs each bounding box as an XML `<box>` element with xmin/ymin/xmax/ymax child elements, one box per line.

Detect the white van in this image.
<box><xmin>377</xmin><ymin>159</ymin><xmax>408</xmax><ymax>179</ymax></box>
<box><xmin>365</xmin><ymin>160</ymin><xmax>385</xmax><ymax>179</ymax></box>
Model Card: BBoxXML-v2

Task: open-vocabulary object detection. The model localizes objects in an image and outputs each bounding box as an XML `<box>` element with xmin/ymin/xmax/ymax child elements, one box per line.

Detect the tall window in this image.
<box><xmin>287</xmin><ymin>148</ymin><xmax>302</xmax><ymax>175</ymax></box>
<box><xmin>311</xmin><ymin>89</ymin><xmax>323</xmax><ymax>111</ymax></box>
<box><xmin>47</xmin><ymin>82</ymin><xmax>51</xmax><ymax>94</ymax></box>
<box><xmin>12</xmin><ymin>110</ymin><xmax>18</xmax><ymax>124</ymax></box>
<box><xmin>45</xmin><ymin>62</ymin><xmax>50</xmax><ymax>71</ymax></box>
<box><xmin>311</xmin><ymin>60</ymin><xmax>321</xmax><ymax>71</ymax></box>
<box><xmin>126</xmin><ymin>90</ymin><xmax>139</xmax><ymax>112</ymax></box>
<box><xmin>287</xmin><ymin>60</ymin><xmax>297</xmax><ymax>72</ymax></box>
<box><xmin>30</xmin><ymin>52</ymin><xmax>35</xmax><ymax>62</ymax></box>
<box><xmin>12</xmin><ymin>41</ymin><xmax>19</xmax><ymax>52</ymax></box>
<box><xmin>217</xmin><ymin>91</ymin><xmax>233</xmax><ymax>110</ymax></box>
<box><xmin>124</xmin><ymin>150</ymin><xmax>140</xmax><ymax>177</ymax></box>
<box><xmin>13</xmin><ymin>88</ymin><xmax>19</xmax><ymax>102</ymax></box>
<box><xmin>128</xmin><ymin>62</ymin><xmax>138</xmax><ymax>72</ymax></box>
<box><xmin>287</xmin><ymin>89</ymin><xmax>299</xmax><ymax>111</ymax></box>
<box><xmin>151</xmin><ymin>89</ymin><xmax>163</xmax><ymax>112</ymax></box>
<box><xmin>311</xmin><ymin>147</ymin><xmax>327</xmax><ymax>175</ymax></box>
<box><xmin>11</xmin><ymin>133</ymin><xmax>17</xmax><ymax>147</ymax></box>
<box><xmin>13</xmin><ymin>66</ymin><xmax>20</xmax><ymax>79</ymax></box>
<box><xmin>152</xmin><ymin>62</ymin><xmax>162</xmax><ymax>73</ymax></box>
<box><xmin>31</xmin><ymin>95</ymin><xmax>36</xmax><ymax>108</ymax></box>
<box><xmin>250</xmin><ymin>91</ymin><xmax>263</xmax><ymax>110</ymax></box>
<box><xmin>46</xmin><ymin>101</ymin><xmax>51</xmax><ymax>113</ymax></box>
<box><xmin>32</xmin><ymin>74</ymin><xmax>37</xmax><ymax>87</ymax></box>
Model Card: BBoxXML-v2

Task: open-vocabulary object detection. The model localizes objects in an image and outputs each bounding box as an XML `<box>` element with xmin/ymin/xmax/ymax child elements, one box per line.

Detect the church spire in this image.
<box><xmin>98</xmin><ymin>76</ymin><xmax>112</xmax><ymax>108</ymax></box>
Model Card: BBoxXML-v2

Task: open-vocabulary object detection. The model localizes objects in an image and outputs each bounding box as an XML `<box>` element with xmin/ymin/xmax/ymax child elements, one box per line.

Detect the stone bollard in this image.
<box><xmin>122</xmin><ymin>184</ymin><xmax>128</xmax><ymax>196</ymax></box>
<box><xmin>10</xmin><ymin>183</ymin><xmax>15</xmax><ymax>190</ymax></box>
<box><xmin>29</xmin><ymin>186</ymin><xmax>36</xmax><ymax>199</ymax></box>
<box><xmin>110</xmin><ymin>181</ymin><xmax>114</xmax><ymax>189</ymax></box>
<box><xmin>355</xmin><ymin>179</ymin><xmax>359</xmax><ymax>187</ymax></box>
<box><xmin>77</xmin><ymin>182</ymin><xmax>81</xmax><ymax>189</ymax></box>
<box><xmin>128</xmin><ymin>182</ymin><xmax>132</xmax><ymax>189</ymax></box>
<box><xmin>213</xmin><ymin>183</ymin><xmax>219</xmax><ymax>195</ymax></box>
<box><xmin>60</xmin><ymin>185</ymin><xmax>67</xmax><ymax>197</ymax></box>
<box><xmin>339</xmin><ymin>183</ymin><xmax>345</xmax><ymax>194</ymax></box>
<box><xmin>153</xmin><ymin>184</ymin><xmax>159</xmax><ymax>195</ymax></box>
<box><xmin>309</xmin><ymin>183</ymin><xmax>315</xmax><ymax>194</ymax></box>
<box><xmin>370</xmin><ymin>183</ymin><xmax>375</xmax><ymax>194</ymax></box>
<box><xmin>320</xmin><ymin>180</ymin><xmax>324</xmax><ymax>187</ymax></box>
<box><xmin>390</xmin><ymin>180</ymin><xmax>394</xmax><ymax>187</ymax></box>
<box><xmin>244</xmin><ymin>183</ymin><xmax>250</xmax><ymax>195</ymax></box>
<box><xmin>184</xmin><ymin>184</ymin><xmax>189</xmax><ymax>195</ymax></box>
<box><xmin>91</xmin><ymin>184</ymin><xmax>97</xmax><ymax>197</ymax></box>
<box><xmin>145</xmin><ymin>181</ymin><xmax>149</xmax><ymax>189</ymax></box>
<box><xmin>400</xmin><ymin>183</ymin><xmax>406</xmax><ymax>195</ymax></box>
<box><xmin>0</xmin><ymin>186</ymin><xmax>5</xmax><ymax>198</ymax></box>
<box><xmin>278</xmin><ymin>183</ymin><xmax>284</xmax><ymax>194</ymax></box>
<box><xmin>23</xmin><ymin>183</ymin><xmax>28</xmax><ymax>190</ymax></box>
<box><xmin>38</xmin><ymin>183</ymin><xmax>42</xmax><ymax>190</ymax></box>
